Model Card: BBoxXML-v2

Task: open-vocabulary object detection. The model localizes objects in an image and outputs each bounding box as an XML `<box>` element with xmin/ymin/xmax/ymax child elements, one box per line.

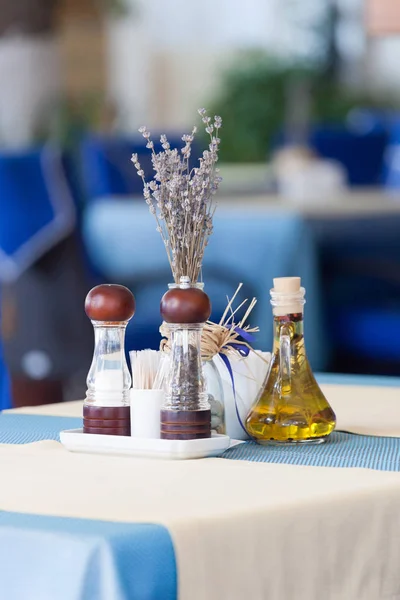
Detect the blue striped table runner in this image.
<box><xmin>1</xmin><ymin>413</ymin><xmax>400</xmax><ymax>471</ymax></box>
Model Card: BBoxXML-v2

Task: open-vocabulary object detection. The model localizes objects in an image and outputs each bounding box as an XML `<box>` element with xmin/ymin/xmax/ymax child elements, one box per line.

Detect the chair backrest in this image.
<box><xmin>80</xmin><ymin>134</ymin><xmax>202</xmax><ymax>200</ymax></box>
<box><xmin>273</xmin><ymin>123</ymin><xmax>388</xmax><ymax>186</ymax></box>
<box><xmin>0</xmin><ymin>144</ymin><xmax>76</xmax><ymax>283</ymax></box>
<box><xmin>309</xmin><ymin>125</ymin><xmax>388</xmax><ymax>186</ymax></box>
<box><xmin>313</xmin><ymin>213</ymin><xmax>400</xmax><ymax>364</ymax></box>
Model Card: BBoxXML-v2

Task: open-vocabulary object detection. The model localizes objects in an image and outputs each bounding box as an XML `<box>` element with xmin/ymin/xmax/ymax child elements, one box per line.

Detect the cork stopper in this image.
<box><xmin>273</xmin><ymin>277</ymin><xmax>301</xmax><ymax>294</ymax></box>
<box><xmin>85</xmin><ymin>284</ymin><xmax>136</xmax><ymax>322</ymax></box>
<box><xmin>271</xmin><ymin>277</ymin><xmax>305</xmax><ymax>317</ymax></box>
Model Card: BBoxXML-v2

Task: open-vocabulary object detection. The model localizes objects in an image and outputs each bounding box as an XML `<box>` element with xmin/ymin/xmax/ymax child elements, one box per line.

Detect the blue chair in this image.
<box><xmin>80</xmin><ymin>134</ymin><xmax>202</xmax><ymax>201</ymax></box>
<box><xmin>312</xmin><ymin>213</ymin><xmax>400</xmax><ymax>373</ymax></box>
<box><xmin>0</xmin><ymin>145</ymin><xmax>76</xmax><ymax>282</ymax></box>
<box><xmin>0</xmin><ymin>145</ymin><xmax>80</xmax><ymax>409</ymax></box>
<box><xmin>0</xmin><ymin>145</ymin><xmax>93</xmax><ymax>405</ymax></box>
<box><xmin>309</xmin><ymin>125</ymin><xmax>388</xmax><ymax>186</ymax></box>
<box><xmin>273</xmin><ymin>119</ymin><xmax>388</xmax><ymax>187</ymax></box>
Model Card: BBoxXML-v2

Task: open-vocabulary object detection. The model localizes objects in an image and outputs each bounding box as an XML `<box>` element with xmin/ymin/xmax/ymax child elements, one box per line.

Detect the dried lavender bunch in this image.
<box><xmin>131</xmin><ymin>108</ymin><xmax>222</xmax><ymax>283</ymax></box>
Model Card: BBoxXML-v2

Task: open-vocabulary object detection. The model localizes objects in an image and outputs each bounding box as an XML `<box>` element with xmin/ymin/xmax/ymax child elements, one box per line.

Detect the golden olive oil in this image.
<box><xmin>246</xmin><ymin>314</ymin><xmax>336</xmax><ymax>444</ymax></box>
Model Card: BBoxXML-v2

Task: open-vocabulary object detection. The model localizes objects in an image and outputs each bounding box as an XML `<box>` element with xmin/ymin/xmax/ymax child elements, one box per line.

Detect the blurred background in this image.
<box><xmin>1</xmin><ymin>0</ymin><xmax>400</xmax><ymax>408</ymax></box>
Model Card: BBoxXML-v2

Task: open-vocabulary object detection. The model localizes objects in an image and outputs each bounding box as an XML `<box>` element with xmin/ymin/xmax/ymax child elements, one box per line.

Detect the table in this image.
<box><xmin>2</xmin><ymin>376</ymin><xmax>400</xmax><ymax>600</ymax></box>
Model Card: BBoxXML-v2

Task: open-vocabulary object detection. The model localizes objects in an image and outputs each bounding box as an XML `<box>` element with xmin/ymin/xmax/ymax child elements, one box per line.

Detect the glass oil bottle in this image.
<box><xmin>245</xmin><ymin>277</ymin><xmax>336</xmax><ymax>444</ymax></box>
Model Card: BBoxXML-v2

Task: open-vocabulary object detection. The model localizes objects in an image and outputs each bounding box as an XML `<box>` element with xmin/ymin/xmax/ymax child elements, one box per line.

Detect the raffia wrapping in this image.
<box><xmin>159</xmin><ymin>320</ymin><xmax>259</xmax><ymax>363</ymax></box>
<box><xmin>159</xmin><ymin>284</ymin><xmax>262</xmax><ymax>363</ymax></box>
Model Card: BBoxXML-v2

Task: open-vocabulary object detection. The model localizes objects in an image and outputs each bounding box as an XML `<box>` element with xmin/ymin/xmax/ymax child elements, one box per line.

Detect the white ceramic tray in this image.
<box><xmin>60</xmin><ymin>429</ymin><xmax>233</xmax><ymax>460</ymax></box>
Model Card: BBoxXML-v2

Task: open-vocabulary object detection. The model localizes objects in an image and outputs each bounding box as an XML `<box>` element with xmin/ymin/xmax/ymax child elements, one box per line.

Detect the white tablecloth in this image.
<box><xmin>1</xmin><ymin>439</ymin><xmax>400</xmax><ymax>600</ymax></box>
<box><xmin>3</xmin><ymin>382</ymin><xmax>400</xmax><ymax>599</ymax></box>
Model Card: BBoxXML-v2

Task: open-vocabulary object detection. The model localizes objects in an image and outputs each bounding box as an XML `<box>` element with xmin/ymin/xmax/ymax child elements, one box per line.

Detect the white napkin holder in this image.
<box><xmin>214</xmin><ymin>350</ymin><xmax>271</xmax><ymax>440</ymax></box>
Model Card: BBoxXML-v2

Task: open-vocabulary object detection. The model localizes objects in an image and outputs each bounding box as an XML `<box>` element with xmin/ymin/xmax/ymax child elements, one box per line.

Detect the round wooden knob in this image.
<box><xmin>160</xmin><ymin>286</ymin><xmax>211</xmax><ymax>324</ymax></box>
<box><xmin>85</xmin><ymin>284</ymin><xmax>136</xmax><ymax>322</ymax></box>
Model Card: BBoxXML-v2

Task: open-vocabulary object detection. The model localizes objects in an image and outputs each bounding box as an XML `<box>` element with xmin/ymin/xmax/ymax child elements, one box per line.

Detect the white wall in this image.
<box><xmin>0</xmin><ymin>35</ymin><xmax>61</xmax><ymax>148</ymax></box>
<box><xmin>365</xmin><ymin>38</ymin><xmax>400</xmax><ymax>94</ymax></box>
<box><xmin>105</xmin><ymin>0</ymin><xmax>306</xmax><ymax>131</ymax></box>
<box><xmin>105</xmin><ymin>0</ymin><xmax>400</xmax><ymax>132</ymax></box>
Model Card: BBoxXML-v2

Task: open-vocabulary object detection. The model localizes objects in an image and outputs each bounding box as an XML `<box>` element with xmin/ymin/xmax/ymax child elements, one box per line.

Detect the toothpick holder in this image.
<box><xmin>130</xmin><ymin>389</ymin><xmax>165</xmax><ymax>439</ymax></box>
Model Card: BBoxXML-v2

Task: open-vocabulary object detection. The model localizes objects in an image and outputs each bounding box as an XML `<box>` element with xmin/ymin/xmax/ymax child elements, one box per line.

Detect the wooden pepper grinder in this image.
<box><xmin>83</xmin><ymin>284</ymin><xmax>135</xmax><ymax>436</ymax></box>
<box><xmin>160</xmin><ymin>276</ymin><xmax>212</xmax><ymax>440</ymax></box>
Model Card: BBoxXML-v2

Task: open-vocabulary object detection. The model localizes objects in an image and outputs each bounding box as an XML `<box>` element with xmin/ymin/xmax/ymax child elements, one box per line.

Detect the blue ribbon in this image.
<box><xmin>232</xmin><ymin>326</ymin><xmax>256</xmax><ymax>344</ymax></box>
<box><xmin>218</xmin><ymin>327</ymin><xmax>256</xmax><ymax>438</ymax></box>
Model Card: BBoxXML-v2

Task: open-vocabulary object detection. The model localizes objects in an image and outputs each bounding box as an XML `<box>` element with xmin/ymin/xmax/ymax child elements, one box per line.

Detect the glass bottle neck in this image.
<box><xmin>272</xmin><ymin>313</ymin><xmax>304</xmax><ymax>351</ymax></box>
<box><xmin>270</xmin><ymin>287</ymin><xmax>306</xmax><ymax>352</ymax></box>
<box><xmin>270</xmin><ymin>287</ymin><xmax>305</xmax><ymax>318</ymax></box>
